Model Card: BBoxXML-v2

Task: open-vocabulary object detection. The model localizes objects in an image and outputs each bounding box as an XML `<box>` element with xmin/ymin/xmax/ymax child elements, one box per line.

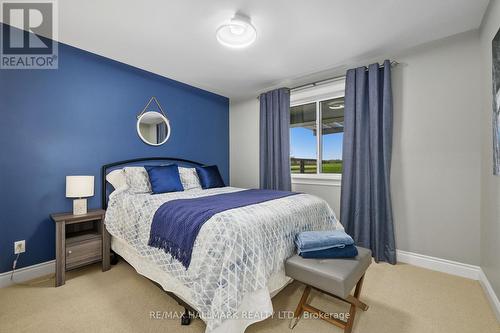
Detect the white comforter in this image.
<box><xmin>104</xmin><ymin>186</ymin><xmax>341</xmax><ymax>332</ymax></box>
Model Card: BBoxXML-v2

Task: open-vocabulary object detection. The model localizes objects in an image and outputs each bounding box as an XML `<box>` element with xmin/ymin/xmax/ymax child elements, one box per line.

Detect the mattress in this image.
<box><xmin>105</xmin><ymin>186</ymin><xmax>342</xmax><ymax>332</ymax></box>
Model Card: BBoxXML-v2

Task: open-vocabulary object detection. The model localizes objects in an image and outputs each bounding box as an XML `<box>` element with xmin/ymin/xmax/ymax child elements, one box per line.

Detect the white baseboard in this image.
<box><xmin>397</xmin><ymin>250</ymin><xmax>500</xmax><ymax>323</ymax></box>
<box><xmin>0</xmin><ymin>260</ymin><xmax>55</xmax><ymax>288</ymax></box>
<box><xmin>396</xmin><ymin>250</ymin><xmax>480</xmax><ymax>280</ymax></box>
<box><xmin>478</xmin><ymin>268</ymin><xmax>500</xmax><ymax>322</ymax></box>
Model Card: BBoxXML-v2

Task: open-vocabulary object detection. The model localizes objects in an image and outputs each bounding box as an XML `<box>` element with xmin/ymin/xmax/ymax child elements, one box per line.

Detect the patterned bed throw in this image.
<box><xmin>148</xmin><ymin>189</ymin><xmax>298</xmax><ymax>268</ymax></box>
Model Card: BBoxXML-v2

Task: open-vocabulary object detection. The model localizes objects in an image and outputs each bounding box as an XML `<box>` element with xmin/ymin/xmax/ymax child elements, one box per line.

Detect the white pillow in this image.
<box><xmin>106</xmin><ymin>169</ymin><xmax>127</xmax><ymax>190</ymax></box>
<box><xmin>123</xmin><ymin>167</ymin><xmax>152</xmax><ymax>193</ymax></box>
<box><xmin>179</xmin><ymin>167</ymin><xmax>202</xmax><ymax>190</ymax></box>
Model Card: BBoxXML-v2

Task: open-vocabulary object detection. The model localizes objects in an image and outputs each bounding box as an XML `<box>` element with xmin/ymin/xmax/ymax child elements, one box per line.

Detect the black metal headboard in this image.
<box><xmin>101</xmin><ymin>157</ymin><xmax>204</xmax><ymax>209</ymax></box>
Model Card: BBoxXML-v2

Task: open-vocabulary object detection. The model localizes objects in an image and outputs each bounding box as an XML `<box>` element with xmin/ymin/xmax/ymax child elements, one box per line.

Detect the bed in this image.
<box><xmin>101</xmin><ymin>157</ymin><xmax>342</xmax><ymax>333</ymax></box>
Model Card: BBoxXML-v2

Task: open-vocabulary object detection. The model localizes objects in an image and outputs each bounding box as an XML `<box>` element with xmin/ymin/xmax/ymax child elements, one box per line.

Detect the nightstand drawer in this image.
<box><xmin>66</xmin><ymin>238</ymin><xmax>102</xmax><ymax>270</ymax></box>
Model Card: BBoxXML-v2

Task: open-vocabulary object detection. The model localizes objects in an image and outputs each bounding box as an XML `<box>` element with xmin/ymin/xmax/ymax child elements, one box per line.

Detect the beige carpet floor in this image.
<box><xmin>0</xmin><ymin>261</ymin><xmax>498</xmax><ymax>333</ymax></box>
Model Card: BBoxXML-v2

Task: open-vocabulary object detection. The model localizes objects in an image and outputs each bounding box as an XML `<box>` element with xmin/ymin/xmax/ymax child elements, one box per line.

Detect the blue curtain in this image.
<box><xmin>340</xmin><ymin>60</ymin><xmax>396</xmax><ymax>264</ymax></box>
<box><xmin>259</xmin><ymin>88</ymin><xmax>292</xmax><ymax>191</ymax></box>
<box><xmin>156</xmin><ymin>123</ymin><xmax>166</xmax><ymax>143</ymax></box>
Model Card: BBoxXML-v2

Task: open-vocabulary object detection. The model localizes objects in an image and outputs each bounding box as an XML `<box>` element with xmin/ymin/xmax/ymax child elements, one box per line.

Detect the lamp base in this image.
<box><xmin>73</xmin><ymin>198</ymin><xmax>88</xmax><ymax>215</ymax></box>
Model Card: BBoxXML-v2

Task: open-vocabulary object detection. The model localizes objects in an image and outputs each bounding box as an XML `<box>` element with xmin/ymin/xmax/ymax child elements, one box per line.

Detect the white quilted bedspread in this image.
<box><xmin>104</xmin><ymin>186</ymin><xmax>340</xmax><ymax>331</ymax></box>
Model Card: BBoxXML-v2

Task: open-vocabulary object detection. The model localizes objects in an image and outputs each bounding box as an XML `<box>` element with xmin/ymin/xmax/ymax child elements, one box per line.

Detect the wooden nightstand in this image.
<box><xmin>50</xmin><ymin>209</ymin><xmax>110</xmax><ymax>287</ymax></box>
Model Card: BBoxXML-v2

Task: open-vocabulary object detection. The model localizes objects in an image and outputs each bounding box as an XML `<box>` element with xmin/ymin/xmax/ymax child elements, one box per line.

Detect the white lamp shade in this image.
<box><xmin>66</xmin><ymin>176</ymin><xmax>94</xmax><ymax>198</ymax></box>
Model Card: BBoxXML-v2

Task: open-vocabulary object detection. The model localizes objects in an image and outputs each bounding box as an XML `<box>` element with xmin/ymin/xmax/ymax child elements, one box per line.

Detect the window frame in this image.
<box><xmin>290</xmin><ymin>78</ymin><xmax>345</xmax><ymax>185</ymax></box>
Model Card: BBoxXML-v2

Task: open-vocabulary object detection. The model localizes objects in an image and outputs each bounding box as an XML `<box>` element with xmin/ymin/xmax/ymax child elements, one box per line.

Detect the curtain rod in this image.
<box><xmin>257</xmin><ymin>61</ymin><xmax>399</xmax><ymax>99</ymax></box>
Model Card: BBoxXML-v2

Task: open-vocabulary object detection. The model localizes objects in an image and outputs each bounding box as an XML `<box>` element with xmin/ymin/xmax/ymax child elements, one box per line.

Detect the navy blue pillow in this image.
<box><xmin>196</xmin><ymin>165</ymin><xmax>225</xmax><ymax>189</ymax></box>
<box><xmin>145</xmin><ymin>164</ymin><xmax>184</xmax><ymax>194</ymax></box>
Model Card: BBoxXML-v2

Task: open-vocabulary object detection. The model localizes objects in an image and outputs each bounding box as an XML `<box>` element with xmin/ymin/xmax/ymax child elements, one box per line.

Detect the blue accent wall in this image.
<box><xmin>0</xmin><ymin>33</ymin><xmax>229</xmax><ymax>273</ymax></box>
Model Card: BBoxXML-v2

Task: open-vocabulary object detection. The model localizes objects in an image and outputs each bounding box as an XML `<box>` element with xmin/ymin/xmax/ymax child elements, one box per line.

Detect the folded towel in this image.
<box><xmin>300</xmin><ymin>244</ymin><xmax>358</xmax><ymax>259</ymax></box>
<box><xmin>295</xmin><ymin>230</ymin><xmax>354</xmax><ymax>254</ymax></box>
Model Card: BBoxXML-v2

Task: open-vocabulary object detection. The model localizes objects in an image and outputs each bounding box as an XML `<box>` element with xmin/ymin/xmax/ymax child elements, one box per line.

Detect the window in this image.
<box><xmin>290</xmin><ymin>83</ymin><xmax>345</xmax><ymax>176</ymax></box>
<box><xmin>290</xmin><ymin>103</ymin><xmax>317</xmax><ymax>173</ymax></box>
<box><xmin>320</xmin><ymin>98</ymin><xmax>344</xmax><ymax>173</ymax></box>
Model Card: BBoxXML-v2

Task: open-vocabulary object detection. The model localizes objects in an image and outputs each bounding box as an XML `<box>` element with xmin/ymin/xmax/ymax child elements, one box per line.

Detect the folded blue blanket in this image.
<box><xmin>300</xmin><ymin>244</ymin><xmax>358</xmax><ymax>259</ymax></box>
<box><xmin>295</xmin><ymin>230</ymin><xmax>354</xmax><ymax>253</ymax></box>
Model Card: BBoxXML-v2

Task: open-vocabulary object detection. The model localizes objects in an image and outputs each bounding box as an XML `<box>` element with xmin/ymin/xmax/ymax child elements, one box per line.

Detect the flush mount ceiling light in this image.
<box><xmin>216</xmin><ymin>14</ymin><xmax>256</xmax><ymax>48</ymax></box>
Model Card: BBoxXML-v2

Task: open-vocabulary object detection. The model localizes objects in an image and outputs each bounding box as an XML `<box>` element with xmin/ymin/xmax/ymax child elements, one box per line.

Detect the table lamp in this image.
<box><xmin>66</xmin><ymin>176</ymin><xmax>94</xmax><ymax>215</ymax></box>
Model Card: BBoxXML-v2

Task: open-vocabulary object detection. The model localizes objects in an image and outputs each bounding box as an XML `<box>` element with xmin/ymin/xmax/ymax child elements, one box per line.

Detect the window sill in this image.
<box><xmin>291</xmin><ymin>174</ymin><xmax>342</xmax><ymax>187</ymax></box>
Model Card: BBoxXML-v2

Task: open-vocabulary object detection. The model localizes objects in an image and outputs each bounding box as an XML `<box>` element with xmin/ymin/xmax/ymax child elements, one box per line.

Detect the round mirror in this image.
<box><xmin>136</xmin><ymin>111</ymin><xmax>171</xmax><ymax>146</ymax></box>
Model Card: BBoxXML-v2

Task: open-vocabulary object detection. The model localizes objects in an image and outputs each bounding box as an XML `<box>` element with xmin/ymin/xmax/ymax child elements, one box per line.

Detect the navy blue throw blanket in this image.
<box><xmin>300</xmin><ymin>245</ymin><xmax>358</xmax><ymax>259</ymax></box>
<box><xmin>148</xmin><ymin>189</ymin><xmax>298</xmax><ymax>269</ymax></box>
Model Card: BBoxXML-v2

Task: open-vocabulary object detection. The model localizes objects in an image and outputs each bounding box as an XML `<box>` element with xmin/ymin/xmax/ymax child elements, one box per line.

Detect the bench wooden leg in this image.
<box><xmin>290</xmin><ymin>274</ymin><xmax>367</xmax><ymax>333</ymax></box>
<box><xmin>353</xmin><ymin>274</ymin><xmax>368</xmax><ymax>310</ymax></box>
<box><xmin>345</xmin><ymin>274</ymin><xmax>365</xmax><ymax>333</ymax></box>
<box><xmin>290</xmin><ymin>285</ymin><xmax>311</xmax><ymax>329</ymax></box>
<box><xmin>346</xmin><ymin>295</ymin><xmax>369</xmax><ymax>311</ymax></box>
<box><xmin>344</xmin><ymin>303</ymin><xmax>356</xmax><ymax>333</ymax></box>
<box><xmin>344</xmin><ymin>275</ymin><xmax>368</xmax><ymax>333</ymax></box>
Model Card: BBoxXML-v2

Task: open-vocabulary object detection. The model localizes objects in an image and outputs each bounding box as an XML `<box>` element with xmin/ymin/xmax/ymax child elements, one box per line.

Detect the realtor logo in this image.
<box><xmin>1</xmin><ymin>1</ymin><xmax>58</xmax><ymax>69</ymax></box>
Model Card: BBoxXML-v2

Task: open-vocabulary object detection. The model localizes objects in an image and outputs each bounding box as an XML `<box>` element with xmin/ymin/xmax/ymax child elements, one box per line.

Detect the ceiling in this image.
<box><xmin>10</xmin><ymin>0</ymin><xmax>492</xmax><ymax>100</ymax></box>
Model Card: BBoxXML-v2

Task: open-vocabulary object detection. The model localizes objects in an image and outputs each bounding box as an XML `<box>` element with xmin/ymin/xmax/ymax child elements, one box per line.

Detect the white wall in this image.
<box><xmin>391</xmin><ymin>31</ymin><xmax>481</xmax><ymax>265</ymax></box>
<box><xmin>479</xmin><ymin>0</ymin><xmax>500</xmax><ymax>299</ymax></box>
<box><xmin>292</xmin><ymin>182</ymin><xmax>341</xmax><ymax>217</ymax></box>
<box><xmin>230</xmin><ymin>30</ymin><xmax>482</xmax><ymax>265</ymax></box>
<box><xmin>230</xmin><ymin>98</ymin><xmax>260</xmax><ymax>189</ymax></box>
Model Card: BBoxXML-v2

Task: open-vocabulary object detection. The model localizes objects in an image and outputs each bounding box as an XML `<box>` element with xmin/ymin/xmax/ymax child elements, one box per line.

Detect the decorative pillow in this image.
<box><xmin>106</xmin><ymin>169</ymin><xmax>127</xmax><ymax>190</ymax></box>
<box><xmin>178</xmin><ymin>167</ymin><xmax>202</xmax><ymax>190</ymax></box>
<box><xmin>196</xmin><ymin>165</ymin><xmax>225</xmax><ymax>189</ymax></box>
<box><xmin>123</xmin><ymin>167</ymin><xmax>151</xmax><ymax>193</ymax></box>
<box><xmin>145</xmin><ymin>165</ymin><xmax>184</xmax><ymax>194</ymax></box>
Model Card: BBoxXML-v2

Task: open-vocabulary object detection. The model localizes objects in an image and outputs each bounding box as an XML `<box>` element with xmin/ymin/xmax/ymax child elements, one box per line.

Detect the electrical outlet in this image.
<box><xmin>14</xmin><ymin>240</ymin><xmax>25</xmax><ymax>254</ymax></box>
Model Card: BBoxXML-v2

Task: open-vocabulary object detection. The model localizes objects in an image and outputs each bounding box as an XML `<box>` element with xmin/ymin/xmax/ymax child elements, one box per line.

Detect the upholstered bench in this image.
<box><xmin>285</xmin><ymin>247</ymin><xmax>372</xmax><ymax>333</ymax></box>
